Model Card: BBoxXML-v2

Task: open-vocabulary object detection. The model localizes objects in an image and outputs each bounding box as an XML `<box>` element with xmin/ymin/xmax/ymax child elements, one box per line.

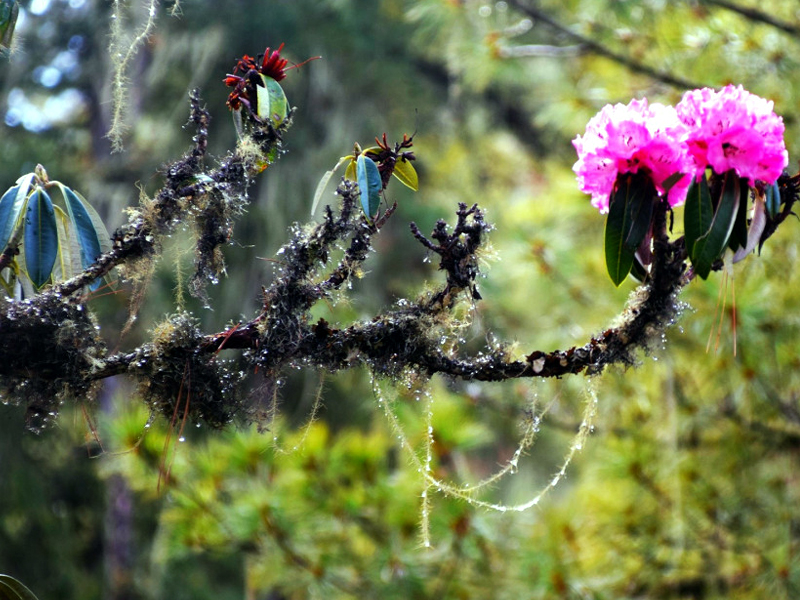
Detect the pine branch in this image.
<box><xmin>504</xmin><ymin>0</ymin><xmax>706</xmax><ymax>90</ymax></box>
<box><xmin>702</xmin><ymin>0</ymin><xmax>800</xmax><ymax>38</ymax></box>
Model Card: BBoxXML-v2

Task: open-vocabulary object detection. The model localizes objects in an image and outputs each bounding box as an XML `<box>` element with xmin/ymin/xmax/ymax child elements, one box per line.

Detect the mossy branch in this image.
<box><xmin>0</xmin><ymin>85</ymin><xmax>797</xmax><ymax>432</ymax></box>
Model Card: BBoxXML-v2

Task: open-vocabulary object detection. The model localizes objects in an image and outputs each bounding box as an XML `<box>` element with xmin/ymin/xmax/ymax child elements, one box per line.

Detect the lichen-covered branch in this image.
<box><xmin>701</xmin><ymin>0</ymin><xmax>800</xmax><ymax>38</ymax></box>
<box><xmin>0</xmin><ymin>83</ymin><xmax>797</xmax><ymax>432</ymax></box>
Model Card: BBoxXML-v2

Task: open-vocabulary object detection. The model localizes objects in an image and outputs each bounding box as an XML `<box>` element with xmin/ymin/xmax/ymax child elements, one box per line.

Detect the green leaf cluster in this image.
<box><xmin>311</xmin><ymin>142</ymin><xmax>419</xmax><ymax>219</ymax></box>
<box><xmin>232</xmin><ymin>74</ymin><xmax>289</xmax><ymax>153</ymax></box>
<box><xmin>684</xmin><ymin>170</ymin><xmax>748</xmax><ymax>279</ymax></box>
<box><xmin>0</xmin><ymin>166</ymin><xmax>110</xmax><ymax>297</ymax></box>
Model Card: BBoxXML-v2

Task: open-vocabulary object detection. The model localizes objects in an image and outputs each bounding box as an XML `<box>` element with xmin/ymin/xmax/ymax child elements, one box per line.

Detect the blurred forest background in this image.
<box><xmin>1</xmin><ymin>0</ymin><xmax>800</xmax><ymax>598</ymax></box>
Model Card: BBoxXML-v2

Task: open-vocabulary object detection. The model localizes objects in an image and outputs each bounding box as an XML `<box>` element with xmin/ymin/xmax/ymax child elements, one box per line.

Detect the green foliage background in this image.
<box><xmin>1</xmin><ymin>0</ymin><xmax>799</xmax><ymax>598</ymax></box>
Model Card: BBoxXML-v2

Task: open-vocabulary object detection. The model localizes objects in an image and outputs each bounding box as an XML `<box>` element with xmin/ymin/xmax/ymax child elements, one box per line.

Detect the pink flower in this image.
<box><xmin>573</xmin><ymin>99</ymin><xmax>693</xmax><ymax>213</ymax></box>
<box><xmin>676</xmin><ymin>85</ymin><xmax>788</xmax><ymax>185</ymax></box>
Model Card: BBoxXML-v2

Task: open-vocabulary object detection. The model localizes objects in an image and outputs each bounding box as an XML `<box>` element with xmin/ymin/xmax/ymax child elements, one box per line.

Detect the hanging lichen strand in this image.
<box><xmin>107</xmin><ymin>0</ymin><xmax>159</xmax><ymax>151</ymax></box>
<box><xmin>372</xmin><ymin>375</ymin><xmax>599</xmax><ymax>546</ymax></box>
<box><xmin>106</xmin><ymin>0</ymin><xmax>185</xmax><ymax>150</ymax></box>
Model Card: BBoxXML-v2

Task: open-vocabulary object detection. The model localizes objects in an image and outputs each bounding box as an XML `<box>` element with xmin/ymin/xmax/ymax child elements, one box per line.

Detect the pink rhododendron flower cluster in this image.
<box><xmin>574</xmin><ymin>86</ymin><xmax>788</xmax><ymax>213</ymax></box>
<box><xmin>572</xmin><ymin>98</ymin><xmax>693</xmax><ymax>213</ymax></box>
<box><xmin>676</xmin><ymin>84</ymin><xmax>788</xmax><ymax>185</ymax></box>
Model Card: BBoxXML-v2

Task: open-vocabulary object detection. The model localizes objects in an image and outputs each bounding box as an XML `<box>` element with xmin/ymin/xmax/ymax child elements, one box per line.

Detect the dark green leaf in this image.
<box><xmin>691</xmin><ymin>171</ymin><xmax>741</xmax><ymax>280</ymax></box>
<box><xmin>0</xmin><ymin>574</ymin><xmax>40</xmax><ymax>600</ymax></box>
<box><xmin>23</xmin><ymin>188</ymin><xmax>58</xmax><ymax>290</ymax></box>
<box><xmin>683</xmin><ymin>174</ymin><xmax>713</xmax><ymax>263</ymax></box>
<box><xmin>727</xmin><ymin>177</ymin><xmax>749</xmax><ymax>252</ymax></box>
<box><xmin>765</xmin><ymin>181</ymin><xmax>781</xmax><ymax>219</ymax></box>
<box><xmin>661</xmin><ymin>171</ymin><xmax>685</xmax><ymax>194</ymax></box>
<box><xmin>604</xmin><ymin>175</ymin><xmax>640</xmax><ymax>286</ymax></box>
<box><xmin>356</xmin><ymin>154</ymin><xmax>382</xmax><ymax>219</ymax></box>
<box><xmin>624</xmin><ymin>178</ymin><xmax>655</xmax><ymax>250</ymax></box>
